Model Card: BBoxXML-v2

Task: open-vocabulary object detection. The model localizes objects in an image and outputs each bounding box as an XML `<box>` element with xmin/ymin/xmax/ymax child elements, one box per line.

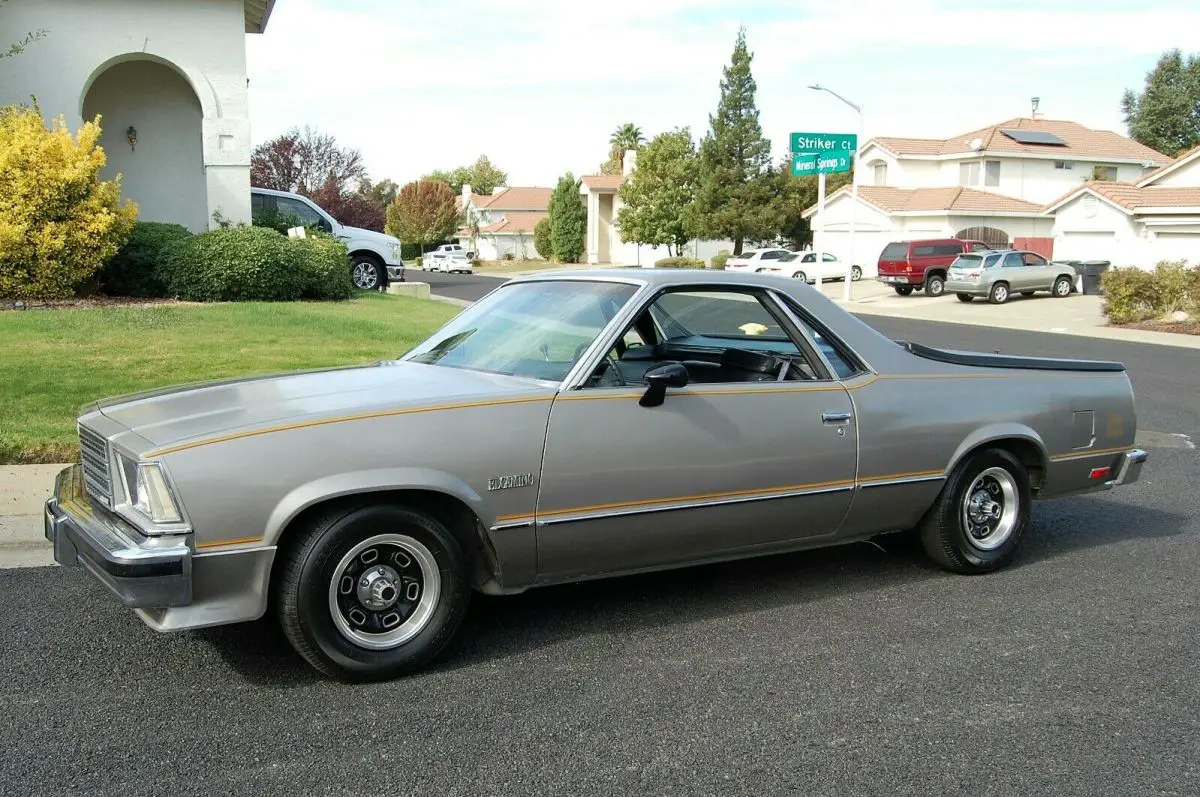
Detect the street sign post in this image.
<box><xmin>791</xmin><ymin>131</ymin><xmax>859</xmax><ymax>290</ymax></box>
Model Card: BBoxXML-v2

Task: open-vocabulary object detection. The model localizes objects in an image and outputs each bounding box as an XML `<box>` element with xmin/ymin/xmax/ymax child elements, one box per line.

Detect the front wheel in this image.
<box><xmin>792</xmin><ymin>270</ymin><xmax>807</xmax><ymax>282</ymax></box>
<box><xmin>274</xmin><ymin>503</ymin><xmax>471</xmax><ymax>681</ymax></box>
<box><xmin>1052</xmin><ymin>275</ymin><xmax>1073</xmax><ymax>297</ymax></box>
<box><xmin>918</xmin><ymin>448</ymin><xmax>1031</xmax><ymax>574</ymax></box>
<box><xmin>351</xmin><ymin>256</ymin><xmax>383</xmax><ymax>290</ymax></box>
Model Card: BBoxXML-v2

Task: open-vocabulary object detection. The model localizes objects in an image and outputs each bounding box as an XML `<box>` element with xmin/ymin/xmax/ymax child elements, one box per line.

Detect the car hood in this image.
<box><xmin>338</xmin><ymin>226</ymin><xmax>399</xmax><ymax>247</ymax></box>
<box><xmin>94</xmin><ymin>361</ymin><xmax>548</xmax><ymax>452</ymax></box>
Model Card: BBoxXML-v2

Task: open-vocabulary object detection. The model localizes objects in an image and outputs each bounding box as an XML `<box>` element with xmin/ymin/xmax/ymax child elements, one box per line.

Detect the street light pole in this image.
<box><xmin>809</xmin><ymin>84</ymin><xmax>863</xmax><ymax>302</ymax></box>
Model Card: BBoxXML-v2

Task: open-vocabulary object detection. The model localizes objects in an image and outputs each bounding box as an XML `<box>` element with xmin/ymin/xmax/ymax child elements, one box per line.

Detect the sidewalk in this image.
<box><xmin>1</xmin><ymin>464</ymin><xmax>62</xmax><ymax>568</ymax></box>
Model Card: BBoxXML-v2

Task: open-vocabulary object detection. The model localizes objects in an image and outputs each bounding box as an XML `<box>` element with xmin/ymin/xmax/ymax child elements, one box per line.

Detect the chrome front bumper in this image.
<box><xmin>1107</xmin><ymin>448</ymin><xmax>1149</xmax><ymax>488</ymax></box>
<box><xmin>44</xmin><ymin>464</ymin><xmax>192</xmax><ymax>608</ymax></box>
<box><xmin>386</xmin><ymin>264</ymin><xmax>405</xmax><ymax>281</ymax></box>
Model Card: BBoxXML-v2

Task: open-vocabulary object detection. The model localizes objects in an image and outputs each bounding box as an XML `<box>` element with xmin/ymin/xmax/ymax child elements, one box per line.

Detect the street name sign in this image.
<box><xmin>791</xmin><ymin>152</ymin><xmax>851</xmax><ymax>176</ymax></box>
<box><xmin>790</xmin><ymin>132</ymin><xmax>857</xmax><ymax>154</ymax></box>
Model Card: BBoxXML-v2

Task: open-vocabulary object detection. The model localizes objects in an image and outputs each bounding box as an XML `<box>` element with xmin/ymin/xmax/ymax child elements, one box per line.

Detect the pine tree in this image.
<box><xmin>690</xmin><ymin>27</ymin><xmax>781</xmax><ymax>254</ymax></box>
<box><xmin>1121</xmin><ymin>49</ymin><xmax>1200</xmax><ymax>158</ymax></box>
<box><xmin>547</xmin><ymin>172</ymin><xmax>587</xmax><ymax>263</ymax></box>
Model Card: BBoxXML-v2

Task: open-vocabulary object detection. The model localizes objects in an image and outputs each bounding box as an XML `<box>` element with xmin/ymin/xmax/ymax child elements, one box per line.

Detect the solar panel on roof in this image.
<box><xmin>1000</xmin><ymin>128</ymin><xmax>1068</xmax><ymax>146</ymax></box>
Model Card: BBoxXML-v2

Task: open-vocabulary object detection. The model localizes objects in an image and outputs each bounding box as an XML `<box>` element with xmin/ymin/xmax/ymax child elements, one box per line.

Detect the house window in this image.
<box><xmin>1093</xmin><ymin>165</ymin><xmax>1119</xmax><ymax>181</ymax></box>
<box><xmin>1054</xmin><ymin>161</ymin><xmax>1074</xmax><ymax>170</ymax></box>
<box><xmin>872</xmin><ymin>161</ymin><xmax>887</xmax><ymax>185</ymax></box>
<box><xmin>984</xmin><ymin>160</ymin><xmax>1000</xmax><ymax>187</ymax></box>
<box><xmin>959</xmin><ymin>161</ymin><xmax>979</xmax><ymax>186</ymax></box>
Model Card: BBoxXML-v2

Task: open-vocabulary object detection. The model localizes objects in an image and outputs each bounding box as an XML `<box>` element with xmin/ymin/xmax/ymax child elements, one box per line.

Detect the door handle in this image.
<box><xmin>821</xmin><ymin>411</ymin><xmax>852</xmax><ymax>424</ymax></box>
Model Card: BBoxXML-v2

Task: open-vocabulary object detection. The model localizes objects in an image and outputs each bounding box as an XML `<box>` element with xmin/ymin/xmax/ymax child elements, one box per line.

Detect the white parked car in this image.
<box><xmin>251</xmin><ymin>188</ymin><xmax>405</xmax><ymax>290</ymax></box>
<box><xmin>762</xmin><ymin>251</ymin><xmax>862</xmax><ymax>283</ymax></box>
<box><xmin>722</xmin><ymin>247</ymin><xmax>792</xmax><ymax>272</ymax></box>
<box><xmin>422</xmin><ymin>244</ymin><xmax>475</xmax><ymax>274</ymax></box>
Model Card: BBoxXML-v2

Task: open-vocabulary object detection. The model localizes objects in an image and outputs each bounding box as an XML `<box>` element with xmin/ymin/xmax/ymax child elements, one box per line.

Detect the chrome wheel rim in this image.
<box><xmin>961</xmin><ymin>467</ymin><xmax>1019</xmax><ymax>550</ymax></box>
<box><xmin>353</xmin><ymin>262</ymin><xmax>379</xmax><ymax>289</ymax></box>
<box><xmin>929</xmin><ymin>278</ymin><xmax>944</xmax><ymax>295</ymax></box>
<box><xmin>994</xmin><ymin>285</ymin><xmax>1007</xmax><ymax>302</ymax></box>
<box><xmin>328</xmin><ymin>534</ymin><xmax>441</xmax><ymax>650</ymax></box>
<box><xmin>851</xmin><ymin>267</ymin><xmax>862</xmax><ymax>281</ymax></box>
<box><xmin>793</xmin><ymin>271</ymin><xmax>806</xmax><ymax>281</ymax></box>
<box><xmin>1055</xmin><ymin>279</ymin><xmax>1071</xmax><ymax>296</ymax></box>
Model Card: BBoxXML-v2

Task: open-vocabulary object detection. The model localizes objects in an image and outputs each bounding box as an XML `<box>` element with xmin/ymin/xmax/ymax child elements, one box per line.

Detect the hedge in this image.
<box><xmin>98</xmin><ymin>221</ymin><xmax>193</xmax><ymax>297</ymax></box>
<box><xmin>1101</xmin><ymin>260</ymin><xmax>1200</xmax><ymax>324</ymax></box>
<box><xmin>654</xmin><ymin>256</ymin><xmax>706</xmax><ymax>269</ymax></box>
<box><xmin>710</xmin><ymin>249</ymin><xmax>732</xmax><ymax>269</ymax></box>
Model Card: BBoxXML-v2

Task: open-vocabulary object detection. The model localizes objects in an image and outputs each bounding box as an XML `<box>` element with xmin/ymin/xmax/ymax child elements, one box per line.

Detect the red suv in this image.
<box><xmin>876</xmin><ymin>238</ymin><xmax>991</xmax><ymax>297</ymax></box>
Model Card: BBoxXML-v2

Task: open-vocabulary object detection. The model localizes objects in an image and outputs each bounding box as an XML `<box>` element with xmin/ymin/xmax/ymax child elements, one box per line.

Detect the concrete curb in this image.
<box><xmin>2</xmin><ymin>464</ymin><xmax>65</xmax><ymax>569</ymax></box>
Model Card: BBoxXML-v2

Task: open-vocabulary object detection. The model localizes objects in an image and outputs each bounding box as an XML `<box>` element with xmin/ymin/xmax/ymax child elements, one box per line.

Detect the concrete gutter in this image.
<box><xmin>0</xmin><ymin>464</ymin><xmax>63</xmax><ymax>568</ymax></box>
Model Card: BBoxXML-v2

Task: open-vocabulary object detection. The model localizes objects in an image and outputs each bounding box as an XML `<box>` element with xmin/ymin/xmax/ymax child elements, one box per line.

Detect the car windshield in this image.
<box><xmin>401</xmin><ymin>280</ymin><xmax>638</xmax><ymax>382</ymax></box>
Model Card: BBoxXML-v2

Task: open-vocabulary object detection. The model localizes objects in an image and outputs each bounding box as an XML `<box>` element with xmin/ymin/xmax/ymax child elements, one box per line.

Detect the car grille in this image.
<box><xmin>78</xmin><ymin>425</ymin><xmax>114</xmax><ymax>507</ymax></box>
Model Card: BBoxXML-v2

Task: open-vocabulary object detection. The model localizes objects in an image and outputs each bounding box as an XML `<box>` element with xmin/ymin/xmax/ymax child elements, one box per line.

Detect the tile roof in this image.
<box><xmin>815</xmin><ymin>186</ymin><xmax>1044</xmax><ymax>216</ymax></box>
<box><xmin>471</xmin><ymin>187</ymin><xmax>552</xmax><ymax>211</ymax></box>
<box><xmin>478</xmin><ymin>211</ymin><xmax>547</xmax><ymax>234</ymax></box>
<box><xmin>870</xmin><ymin>117</ymin><xmax>1171</xmax><ymax>163</ymax></box>
<box><xmin>1044</xmin><ymin>181</ymin><xmax>1200</xmax><ymax>213</ymax></box>
<box><xmin>581</xmin><ymin>174</ymin><xmax>626</xmax><ymax>191</ymax></box>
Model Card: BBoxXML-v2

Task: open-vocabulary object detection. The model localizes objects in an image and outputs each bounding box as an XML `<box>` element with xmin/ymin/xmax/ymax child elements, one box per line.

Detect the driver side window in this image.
<box><xmin>585</xmin><ymin>288</ymin><xmax>823</xmax><ymax>389</ymax></box>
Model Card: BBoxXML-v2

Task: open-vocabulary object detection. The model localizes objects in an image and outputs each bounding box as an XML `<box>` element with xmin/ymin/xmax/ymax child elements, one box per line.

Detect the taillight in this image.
<box><xmin>1089</xmin><ymin>466</ymin><xmax>1112</xmax><ymax>480</ymax></box>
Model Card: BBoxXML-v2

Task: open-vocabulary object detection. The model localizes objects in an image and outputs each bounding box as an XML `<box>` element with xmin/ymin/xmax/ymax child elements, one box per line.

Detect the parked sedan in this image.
<box><xmin>762</xmin><ymin>251</ymin><xmax>862</xmax><ymax>283</ymax></box>
<box><xmin>723</xmin><ymin>247</ymin><xmax>792</xmax><ymax>272</ymax></box>
<box><xmin>946</xmin><ymin>250</ymin><xmax>1078</xmax><ymax>304</ymax></box>
<box><xmin>45</xmin><ymin>269</ymin><xmax>1147</xmax><ymax>681</ymax></box>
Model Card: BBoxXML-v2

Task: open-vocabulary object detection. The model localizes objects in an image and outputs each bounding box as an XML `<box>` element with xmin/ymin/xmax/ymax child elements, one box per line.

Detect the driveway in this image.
<box><xmin>1</xmin><ymin>313</ymin><xmax>1195</xmax><ymax>795</ymax></box>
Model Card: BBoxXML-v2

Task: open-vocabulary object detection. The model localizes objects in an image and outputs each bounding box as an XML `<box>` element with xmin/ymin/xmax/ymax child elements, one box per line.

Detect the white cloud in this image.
<box><xmin>245</xmin><ymin>0</ymin><xmax>1200</xmax><ymax>186</ymax></box>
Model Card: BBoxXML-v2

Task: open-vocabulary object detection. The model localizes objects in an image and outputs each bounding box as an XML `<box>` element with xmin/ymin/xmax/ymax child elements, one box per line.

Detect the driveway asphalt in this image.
<box><xmin>1</xmin><ymin>273</ymin><xmax>1196</xmax><ymax>795</ymax></box>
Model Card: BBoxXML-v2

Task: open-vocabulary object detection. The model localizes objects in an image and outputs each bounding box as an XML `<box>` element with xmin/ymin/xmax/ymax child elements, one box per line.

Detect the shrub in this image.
<box><xmin>548</xmin><ymin>173</ymin><xmax>586</xmax><ymax>262</ymax></box>
<box><xmin>99</xmin><ymin>221</ymin><xmax>193</xmax><ymax>297</ymax></box>
<box><xmin>503</xmin><ymin>252</ymin><xmax>515</xmax><ymax>261</ymax></box>
<box><xmin>710</xmin><ymin>249</ymin><xmax>732</xmax><ymax>269</ymax></box>
<box><xmin>295</xmin><ymin>233</ymin><xmax>353</xmax><ymax>300</ymax></box>
<box><xmin>654</xmin><ymin>256</ymin><xmax>705</xmax><ymax>269</ymax></box>
<box><xmin>158</xmin><ymin>226</ymin><xmax>310</xmax><ymax>302</ymax></box>
<box><xmin>1101</xmin><ymin>265</ymin><xmax>1170</xmax><ymax>324</ymax></box>
<box><xmin>534</xmin><ymin>216</ymin><xmax>553</xmax><ymax>260</ymax></box>
<box><xmin>252</xmin><ymin>206</ymin><xmax>304</xmax><ymax>235</ymax></box>
<box><xmin>0</xmin><ymin>104</ymin><xmax>138</xmax><ymax>299</ymax></box>
<box><xmin>1151</xmin><ymin>259</ymin><xmax>1197</xmax><ymax>316</ymax></box>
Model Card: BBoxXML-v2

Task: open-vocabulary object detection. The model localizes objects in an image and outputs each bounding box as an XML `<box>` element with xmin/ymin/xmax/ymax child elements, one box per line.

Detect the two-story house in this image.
<box><xmin>804</xmin><ymin>117</ymin><xmax>1173</xmax><ymax>274</ymax></box>
<box><xmin>455</xmin><ymin>185</ymin><xmax>553</xmax><ymax>261</ymax></box>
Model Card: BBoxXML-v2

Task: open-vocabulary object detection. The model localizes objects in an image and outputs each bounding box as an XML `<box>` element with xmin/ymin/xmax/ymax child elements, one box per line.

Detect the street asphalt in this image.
<box><xmin>1</xmin><ymin>274</ymin><xmax>1196</xmax><ymax>796</ymax></box>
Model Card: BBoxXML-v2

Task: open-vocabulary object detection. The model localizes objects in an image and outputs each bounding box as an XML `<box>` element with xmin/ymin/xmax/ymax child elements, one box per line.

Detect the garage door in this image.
<box><xmin>1056</xmin><ymin>231</ymin><xmax>1115</xmax><ymax>262</ymax></box>
<box><xmin>1153</xmin><ymin>232</ymin><xmax>1200</xmax><ymax>265</ymax></box>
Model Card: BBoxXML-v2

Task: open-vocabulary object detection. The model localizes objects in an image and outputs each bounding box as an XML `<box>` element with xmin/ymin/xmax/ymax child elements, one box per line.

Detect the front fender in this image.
<box><xmin>263</xmin><ymin>467</ymin><xmax>486</xmax><ymax>546</ymax></box>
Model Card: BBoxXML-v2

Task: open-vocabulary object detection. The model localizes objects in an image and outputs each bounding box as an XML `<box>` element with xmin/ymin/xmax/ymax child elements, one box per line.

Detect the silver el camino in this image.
<box><xmin>45</xmin><ymin>269</ymin><xmax>1148</xmax><ymax>681</ymax></box>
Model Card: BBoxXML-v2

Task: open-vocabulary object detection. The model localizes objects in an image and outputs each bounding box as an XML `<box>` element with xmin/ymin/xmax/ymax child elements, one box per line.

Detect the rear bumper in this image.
<box><xmin>1107</xmin><ymin>448</ymin><xmax>1148</xmax><ymax>488</ymax></box>
<box><xmin>945</xmin><ymin>279</ymin><xmax>987</xmax><ymax>295</ymax></box>
<box><xmin>44</xmin><ymin>464</ymin><xmax>191</xmax><ymax>608</ymax></box>
<box><xmin>877</xmin><ymin>275</ymin><xmax>914</xmax><ymax>285</ymax></box>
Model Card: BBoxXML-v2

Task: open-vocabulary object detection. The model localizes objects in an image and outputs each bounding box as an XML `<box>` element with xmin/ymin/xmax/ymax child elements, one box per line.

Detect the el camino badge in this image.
<box><xmin>488</xmin><ymin>473</ymin><xmax>536</xmax><ymax>492</ymax></box>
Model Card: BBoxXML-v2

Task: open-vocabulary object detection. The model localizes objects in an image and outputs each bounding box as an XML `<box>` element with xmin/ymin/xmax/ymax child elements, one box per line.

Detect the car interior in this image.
<box><xmin>582</xmin><ymin>290</ymin><xmax>827</xmax><ymax>388</ymax></box>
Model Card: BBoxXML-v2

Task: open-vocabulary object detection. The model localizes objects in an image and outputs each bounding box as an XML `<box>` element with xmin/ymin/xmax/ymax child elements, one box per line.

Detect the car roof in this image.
<box><xmin>507</xmin><ymin>268</ymin><xmax>816</xmax><ymax>288</ymax></box>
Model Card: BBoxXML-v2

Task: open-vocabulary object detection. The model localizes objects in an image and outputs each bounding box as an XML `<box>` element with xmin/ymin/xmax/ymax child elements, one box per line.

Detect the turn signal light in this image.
<box><xmin>1089</xmin><ymin>466</ymin><xmax>1112</xmax><ymax>480</ymax></box>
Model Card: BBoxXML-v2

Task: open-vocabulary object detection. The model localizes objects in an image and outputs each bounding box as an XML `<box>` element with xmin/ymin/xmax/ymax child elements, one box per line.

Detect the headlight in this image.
<box><xmin>391</xmin><ymin>242</ymin><xmax>402</xmax><ymax>259</ymax></box>
<box><xmin>116</xmin><ymin>454</ymin><xmax>183</xmax><ymax>524</ymax></box>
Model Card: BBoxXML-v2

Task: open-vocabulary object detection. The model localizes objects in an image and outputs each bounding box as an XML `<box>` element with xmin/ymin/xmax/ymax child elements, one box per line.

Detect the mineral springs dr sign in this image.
<box><xmin>790</xmin><ymin>132</ymin><xmax>857</xmax><ymax>176</ymax></box>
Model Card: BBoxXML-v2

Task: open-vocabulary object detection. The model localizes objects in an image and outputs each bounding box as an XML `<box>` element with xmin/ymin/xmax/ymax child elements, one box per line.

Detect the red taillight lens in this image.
<box><xmin>1089</xmin><ymin>466</ymin><xmax>1112</xmax><ymax>480</ymax></box>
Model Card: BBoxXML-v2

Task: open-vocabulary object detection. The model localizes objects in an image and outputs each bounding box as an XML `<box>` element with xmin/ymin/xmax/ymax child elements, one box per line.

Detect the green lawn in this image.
<box><xmin>0</xmin><ymin>294</ymin><xmax>457</xmax><ymax>464</ymax></box>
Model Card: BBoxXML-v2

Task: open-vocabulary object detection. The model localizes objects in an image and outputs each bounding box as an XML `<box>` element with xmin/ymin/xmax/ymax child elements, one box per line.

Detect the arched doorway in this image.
<box><xmin>955</xmin><ymin>226</ymin><xmax>1010</xmax><ymax>248</ymax></box>
<box><xmin>82</xmin><ymin>58</ymin><xmax>207</xmax><ymax>231</ymax></box>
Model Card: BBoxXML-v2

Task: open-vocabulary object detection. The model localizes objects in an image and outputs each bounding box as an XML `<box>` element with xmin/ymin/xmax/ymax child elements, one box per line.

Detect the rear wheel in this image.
<box><xmin>850</xmin><ymin>266</ymin><xmax>862</xmax><ymax>281</ymax></box>
<box><xmin>988</xmin><ymin>281</ymin><xmax>1010</xmax><ymax>304</ymax></box>
<box><xmin>274</xmin><ymin>503</ymin><xmax>471</xmax><ymax>681</ymax></box>
<box><xmin>792</xmin><ymin>270</ymin><xmax>807</xmax><ymax>282</ymax></box>
<box><xmin>924</xmin><ymin>274</ymin><xmax>945</xmax><ymax>297</ymax></box>
<box><xmin>919</xmin><ymin>448</ymin><xmax>1031</xmax><ymax>574</ymax></box>
<box><xmin>894</xmin><ymin>285</ymin><xmax>914</xmax><ymax>296</ymax></box>
<box><xmin>1052</xmin><ymin>275</ymin><xmax>1073</xmax><ymax>297</ymax></box>
<box><xmin>956</xmin><ymin>294</ymin><xmax>973</xmax><ymax>303</ymax></box>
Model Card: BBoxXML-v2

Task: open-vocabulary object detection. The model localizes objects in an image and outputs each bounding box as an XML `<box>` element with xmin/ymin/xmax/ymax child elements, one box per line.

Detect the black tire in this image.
<box><xmin>792</xmin><ymin>270</ymin><xmax>807</xmax><ymax>282</ymax></box>
<box><xmin>1021</xmin><ymin>290</ymin><xmax>1036</xmax><ymax>297</ymax></box>
<box><xmin>1052</xmin><ymin>275</ymin><xmax>1073</xmax><ymax>298</ymax></box>
<box><xmin>924</xmin><ymin>274</ymin><xmax>945</xmax><ymax>297</ymax></box>
<box><xmin>988</xmin><ymin>281</ymin><xmax>1010</xmax><ymax>304</ymax></box>
<box><xmin>918</xmin><ymin>448</ymin><xmax>1031</xmax><ymax>574</ymax></box>
<box><xmin>850</xmin><ymin>266</ymin><xmax>862</xmax><ymax>281</ymax></box>
<box><xmin>274</xmin><ymin>503</ymin><xmax>471</xmax><ymax>681</ymax></box>
<box><xmin>956</xmin><ymin>293</ymin><xmax>973</xmax><ymax>303</ymax></box>
<box><xmin>894</xmin><ymin>285</ymin><xmax>914</xmax><ymax>296</ymax></box>
<box><xmin>351</xmin><ymin>255</ymin><xmax>384</xmax><ymax>291</ymax></box>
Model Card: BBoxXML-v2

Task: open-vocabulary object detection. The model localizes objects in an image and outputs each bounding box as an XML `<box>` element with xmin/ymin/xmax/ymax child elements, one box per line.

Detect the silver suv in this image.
<box><xmin>945</xmin><ymin>249</ymin><xmax>1078</xmax><ymax>304</ymax></box>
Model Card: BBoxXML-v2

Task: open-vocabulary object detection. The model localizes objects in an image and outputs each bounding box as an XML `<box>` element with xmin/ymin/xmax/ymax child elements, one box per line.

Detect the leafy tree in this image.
<box><xmin>533</xmin><ymin>216</ymin><xmax>553</xmax><ymax>259</ymax></box>
<box><xmin>617</xmin><ymin>128</ymin><xmax>699</xmax><ymax>255</ymax></box>
<box><xmin>385</xmin><ymin>179</ymin><xmax>459</xmax><ymax>252</ymax></box>
<box><xmin>601</xmin><ymin>123</ymin><xmax>646</xmax><ymax>175</ymax></box>
<box><xmin>547</xmin><ymin>172</ymin><xmax>587</xmax><ymax>263</ymax></box>
<box><xmin>1</xmin><ymin>0</ymin><xmax>46</xmax><ymax>61</ymax></box>
<box><xmin>250</xmin><ymin>125</ymin><xmax>367</xmax><ymax>195</ymax></box>
<box><xmin>360</xmin><ymin>177</ymin><xmax>399</xmax><ymax>209</ymax></box>
<box><xmin>773</xmin><ymin>155</ymin><xmax>852</xmax><ymax>249</ymax></box>
<box><xmin>308</xmin><ymin>179</ymin><xmax>386</xmax><ymax>232</ymax></box>
<box><xmin>1121</xmin><ymin>49</ymin><xmax>1200</xmax><ymax>158</ymax></box>
<box><xmin>422</xmin><ymin>155</ymin><xmax>508</xmax><ymax>195</ymax></box>
<box><xmin>690</xmin><ymin>27</ymin><xmax>780</xmax><ymax>254</ymax></box>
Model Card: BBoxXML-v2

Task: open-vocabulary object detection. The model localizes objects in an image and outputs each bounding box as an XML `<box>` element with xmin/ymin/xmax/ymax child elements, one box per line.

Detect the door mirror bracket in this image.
<box><xmin>640</xmin><ymin>362</ymin><xmax>689</xmax><ymax>407</ymax></box>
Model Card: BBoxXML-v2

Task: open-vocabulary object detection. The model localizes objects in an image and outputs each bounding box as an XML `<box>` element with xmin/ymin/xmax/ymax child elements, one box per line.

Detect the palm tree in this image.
<box><xmin>607</xmin><ymin>123</ymin><xmax>646</xmax><ymax>172</ymax></box>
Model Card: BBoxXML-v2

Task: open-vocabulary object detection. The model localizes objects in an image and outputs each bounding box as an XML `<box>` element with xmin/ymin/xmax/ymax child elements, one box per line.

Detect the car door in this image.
<box><xmin>1020</xmin><ymin>252</ymin><xmax>1054</xmax><ymax>289</ymax></box>
<box><xmin>820</xmin><ymin>252</ymin><xmax>842</xmax><ymax>280</ymax></box>
<box><xmin>533</xmin><ymin>286</ymin><xmax>859</xmax><ymax>582</ymax></box>
<box><xmin>999</xmin><ymin>252</ymin><xmax>1028</xmax><ymax>289</ymax></box>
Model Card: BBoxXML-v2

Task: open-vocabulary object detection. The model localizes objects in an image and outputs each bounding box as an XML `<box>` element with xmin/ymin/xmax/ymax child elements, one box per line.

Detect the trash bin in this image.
<box><xmin>1080</xmin><ymin>260</ymin><xmax>1110</xmax><ymax>296</ymax></box>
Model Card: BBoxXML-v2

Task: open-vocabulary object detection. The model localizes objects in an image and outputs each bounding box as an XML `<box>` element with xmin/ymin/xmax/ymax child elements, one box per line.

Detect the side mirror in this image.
<box><xmin>640</xmin><ymin>362</ymin><xmax>689</xmax><ymax>408</ymax></box>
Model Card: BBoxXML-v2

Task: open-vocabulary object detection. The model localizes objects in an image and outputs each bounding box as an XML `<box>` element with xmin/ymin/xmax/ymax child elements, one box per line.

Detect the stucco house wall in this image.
<box><xmin>0</xmin><ymin>0</ymin><xmax>268</xmax><ymax>231</ymax></box>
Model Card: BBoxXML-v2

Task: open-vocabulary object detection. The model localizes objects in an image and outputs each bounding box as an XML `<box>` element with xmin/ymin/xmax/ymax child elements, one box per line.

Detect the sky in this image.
<box><xmin>244</xmin><ymin>0</ymin><xmax>1200</xmax><ymax>189</ymax></box>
